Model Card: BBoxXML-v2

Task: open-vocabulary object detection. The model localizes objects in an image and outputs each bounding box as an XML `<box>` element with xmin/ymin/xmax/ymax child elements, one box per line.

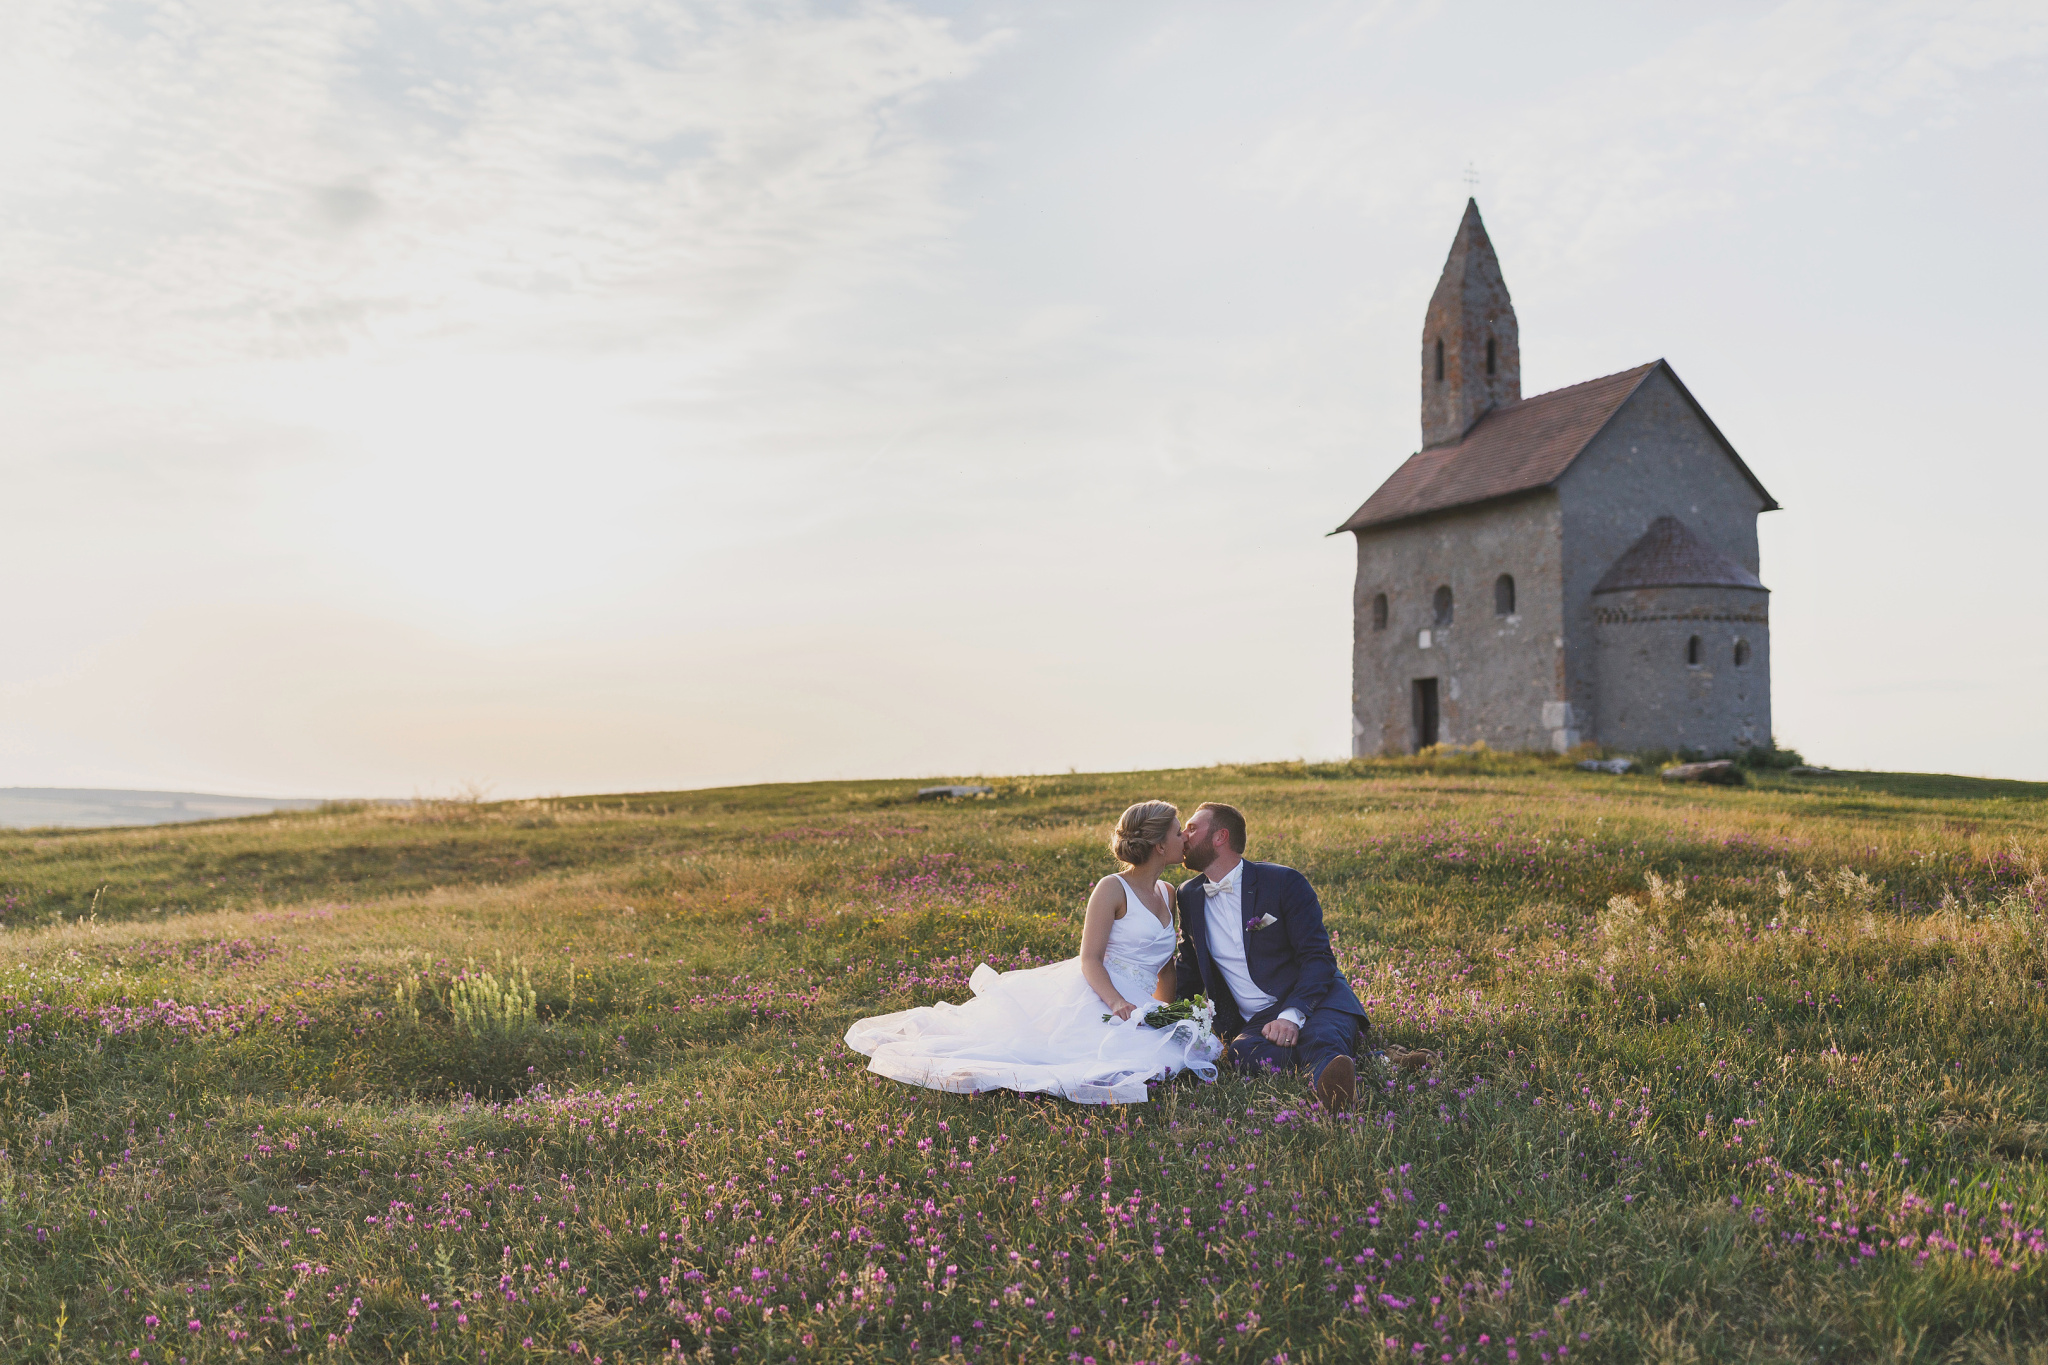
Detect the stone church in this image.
<box><xmin>1336</xmin><ymin>201</ymin><xmax>1778</xmax><ymax>756</ymax></box>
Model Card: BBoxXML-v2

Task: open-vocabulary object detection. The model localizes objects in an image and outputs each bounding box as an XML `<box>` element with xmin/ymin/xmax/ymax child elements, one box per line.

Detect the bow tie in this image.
<box><xmin>1201</xmin><ymin>879</ymin><xmax>1236</xmax><ymax>897</ymax></box>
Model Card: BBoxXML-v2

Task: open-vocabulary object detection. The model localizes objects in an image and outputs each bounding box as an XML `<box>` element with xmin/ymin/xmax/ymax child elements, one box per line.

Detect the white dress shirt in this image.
<box><xmin>1201</xmin><ymin>860</ymin><xmax>1306</xmax><ymax>1029</ymax></box>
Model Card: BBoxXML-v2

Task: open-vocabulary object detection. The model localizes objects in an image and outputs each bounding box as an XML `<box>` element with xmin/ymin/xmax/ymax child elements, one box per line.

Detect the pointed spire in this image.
<box><xmin>1420</xmin><ymin>199</ymin><xmax>1520</xmax><ymax>448</ymax></box>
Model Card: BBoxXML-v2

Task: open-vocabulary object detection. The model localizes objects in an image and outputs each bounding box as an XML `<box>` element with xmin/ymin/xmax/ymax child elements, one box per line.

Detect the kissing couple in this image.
<box><xmin>845</xmin><ymin>800</ymin><xmax>1379</xmax><ymax>1112</ymax></box>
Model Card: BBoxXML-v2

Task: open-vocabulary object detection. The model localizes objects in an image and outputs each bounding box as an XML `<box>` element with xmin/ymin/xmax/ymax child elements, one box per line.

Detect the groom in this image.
<box><xmin>1174</xmin><ymin>802</ymin><xmax>1368</xmax><ymax>1114</ymax></box>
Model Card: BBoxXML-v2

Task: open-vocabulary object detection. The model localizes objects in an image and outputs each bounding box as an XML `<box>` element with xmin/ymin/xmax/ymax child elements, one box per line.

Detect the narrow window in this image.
<box><xmin>1686</xmin><ymin>635</ymin><xmax>1702</xmax><ymax>667</ymax></box>
<box><xmin>1493</xmin><ymin>573</ymin><xmax>1515</xmax><ymax>616</ymax></box>
<box><xmin>1733</xmin><ymin>639</ymin><xmax>1751</xmax><ymax>667</ymax></box>
<box><xmin>1485</xmin><ymin>337</ymin><xmax>1496</xmax><ymax>376</ymax></box>
<box><xmin>1435</xmin><ymin>338</ymin><xmax>1444</xmax><ymax>382</ymax></box>
<box><xmin>1372</xmin><ymin>593</ymin><xmax>1388</xmax><ymax>631</ymax></box>
<box><xmin>1432</xmin><ymin>585</ymin><xmax>1454</xmax><ymax>628</ymax></box>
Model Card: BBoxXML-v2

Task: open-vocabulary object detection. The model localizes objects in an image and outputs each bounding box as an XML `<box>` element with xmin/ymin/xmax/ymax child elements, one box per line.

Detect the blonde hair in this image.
<box><xmin>1110</xmin><ymin>800</ymin><xmax>1180</xmax><ymax>867</ymax></box>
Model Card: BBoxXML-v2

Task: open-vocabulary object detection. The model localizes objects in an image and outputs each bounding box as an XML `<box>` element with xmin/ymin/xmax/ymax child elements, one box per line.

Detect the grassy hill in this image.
<box><xmin>0</xmin><ymin>754</ymin><xmax>2043</xmax><ymax>1363</ymax></box>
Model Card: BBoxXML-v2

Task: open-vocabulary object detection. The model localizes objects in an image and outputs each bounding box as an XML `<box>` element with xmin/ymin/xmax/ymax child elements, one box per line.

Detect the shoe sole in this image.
<box><xmin>1315</xmin><ymin>1055</ymin><xmax>1356</xmax><ymax>1115</ymax></box>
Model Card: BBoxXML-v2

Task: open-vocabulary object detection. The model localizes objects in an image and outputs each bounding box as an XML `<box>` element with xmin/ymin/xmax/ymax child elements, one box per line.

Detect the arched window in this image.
<box><xmin>1493</xmin><ymin>573</ymin><xmax>1515</xmax><ymax>616</ymax></box>
<box><xmin>1372</xmin><ymin>593</ymin><xmax>1388</xmax><ymax>631</ymax></box>
<box><xmin>1485</xmin><ymin>337</ymin><xmax>1497</xmax><ymax>376</ymax></box>
<box><xmin>1433</xmin><ymin>585</ymin><xmax>1454</xmax><ymax>628</ymax></box>
<box><xmin>1686</xmin><ymin>635</ymin><xmax>1702</xmax><ymax>667</ymax></box>
<box><xmin>1733</xmin><ymin>639</ymin><xmax>1751</xmax><ymax>667</ymax></box>
<box><xmin>1435</xmin><ymin>338</ymin><xmax>1444</xmax><ymax>382</ymax></box>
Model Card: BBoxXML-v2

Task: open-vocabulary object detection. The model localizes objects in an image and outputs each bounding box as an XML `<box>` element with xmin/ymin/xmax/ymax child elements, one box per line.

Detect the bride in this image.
<box><xmin>844</xmin><ymin>800</ymin><xmax>1223</xmax><ymax>1104</ymax></box>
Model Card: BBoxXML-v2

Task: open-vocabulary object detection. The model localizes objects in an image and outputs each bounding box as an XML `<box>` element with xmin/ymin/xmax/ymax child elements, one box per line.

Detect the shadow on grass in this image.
<box><xmin>1767</xmin><ymin>770</ymin><xmax>2048</xmax><ymax>804</ymax></box>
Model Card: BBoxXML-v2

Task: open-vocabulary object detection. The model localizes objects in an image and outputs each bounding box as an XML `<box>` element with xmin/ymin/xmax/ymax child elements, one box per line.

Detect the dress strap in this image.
<box><xmin>1113</xmin><ymin>874</ymin><xmax>1171</xmax><ymax>928</ymax></box>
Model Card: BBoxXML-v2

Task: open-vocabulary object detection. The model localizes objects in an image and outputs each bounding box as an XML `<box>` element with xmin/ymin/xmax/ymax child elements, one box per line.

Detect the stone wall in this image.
<box><xmin>1351</xmin><ymin>492</ymin><xmax>1567</xmax><ymax>755</ymax></box>
<box><xmin>1592</xmin><ymin>584</ymin><xmax>1771</xmax><ymax>752</ymax></box>
<box><xmin>1554</xmin><ymin>367</ymin><xmax>1773</xmax><ymax>742</ymax></box>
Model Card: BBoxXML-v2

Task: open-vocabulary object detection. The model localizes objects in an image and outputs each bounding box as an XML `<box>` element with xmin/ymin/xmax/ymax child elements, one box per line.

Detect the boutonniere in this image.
<box><xmin>1244</xmin><ymin>913</ymin><xmax>1279</xmax><ymax>933</ymax></box>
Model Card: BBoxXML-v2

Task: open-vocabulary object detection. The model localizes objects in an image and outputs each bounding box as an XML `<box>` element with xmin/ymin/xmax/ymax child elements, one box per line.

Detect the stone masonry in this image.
<box><xmin>1336</xmin><ymin>201</ymin><xmax>1778</xmax><ymax>757</ymax></box>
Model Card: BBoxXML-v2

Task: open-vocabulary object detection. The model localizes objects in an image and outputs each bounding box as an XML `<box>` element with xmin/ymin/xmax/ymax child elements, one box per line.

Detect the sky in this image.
<box><xmin>3</xmin><ymin>0</ymin><xmax>2045</xmax><ymax>799</ymax></box>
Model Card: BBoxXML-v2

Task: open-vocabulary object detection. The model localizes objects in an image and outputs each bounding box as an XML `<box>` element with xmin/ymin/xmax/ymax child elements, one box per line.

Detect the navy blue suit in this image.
<box><xmin>1175</xmin><ymin>860</ymin><xmax>1367</xmax><ymax>1081</ymax></box>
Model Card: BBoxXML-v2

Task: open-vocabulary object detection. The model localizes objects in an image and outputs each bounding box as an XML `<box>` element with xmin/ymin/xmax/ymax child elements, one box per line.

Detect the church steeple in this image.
<box><xmin>1420</xmin><ymin>199</ymin><xmax>1520</xmax><ymax>448</ymax></box>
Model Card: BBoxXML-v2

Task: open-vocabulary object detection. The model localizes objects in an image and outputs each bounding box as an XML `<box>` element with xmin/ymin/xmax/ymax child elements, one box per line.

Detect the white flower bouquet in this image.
<box><xmin>1104</xmin><ymin>994</ymin><xmax>1216</xmax><ymax>1030</ymax></box>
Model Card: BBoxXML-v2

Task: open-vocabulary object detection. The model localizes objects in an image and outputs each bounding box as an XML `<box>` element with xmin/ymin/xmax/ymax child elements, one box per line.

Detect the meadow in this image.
<box><xmin>0</xmin><ymin>754</ymin><xmax>2045</xmax><ymax>1364</ymax></box>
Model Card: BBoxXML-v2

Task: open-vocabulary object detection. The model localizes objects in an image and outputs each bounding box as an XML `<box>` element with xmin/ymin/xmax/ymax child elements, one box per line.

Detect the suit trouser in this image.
<box><xmin>1226</xmin><ymin>1002</ymin><xmax>1364</xmax><ymax>1083</ymax></box>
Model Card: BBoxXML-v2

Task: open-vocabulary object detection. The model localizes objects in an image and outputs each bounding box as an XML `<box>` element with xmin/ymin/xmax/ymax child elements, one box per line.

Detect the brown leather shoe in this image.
<box><xmin>1384</xmin><ymin>1045</ymin><xmax>1439</xmax><ymax>1073</ymax></box>
<box><xmin>1313</xmin><ymin>1055</ymin><xmax>1356</xmax><ymax>1115</ymax></box>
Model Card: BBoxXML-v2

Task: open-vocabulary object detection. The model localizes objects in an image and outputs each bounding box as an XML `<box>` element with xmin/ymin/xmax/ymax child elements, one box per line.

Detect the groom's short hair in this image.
<box><xmin>1195</xmin><ymin>802</ymin><xmax>1246</xmax><ymax>854</ymax></box>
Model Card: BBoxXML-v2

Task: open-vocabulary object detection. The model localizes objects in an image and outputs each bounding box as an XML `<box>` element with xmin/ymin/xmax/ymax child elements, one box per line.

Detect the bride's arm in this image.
<box><xmin>1079</xmin><ymin>877</ymin><xmax>1139</xmax><ymax>1020</ymax></box>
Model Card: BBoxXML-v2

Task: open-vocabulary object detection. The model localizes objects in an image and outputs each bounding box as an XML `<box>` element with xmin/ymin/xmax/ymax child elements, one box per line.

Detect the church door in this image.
<box><xmin>1412</xmin><ymin>678</ymin><xmax>1440</xmax><ymax>751</ymax></box>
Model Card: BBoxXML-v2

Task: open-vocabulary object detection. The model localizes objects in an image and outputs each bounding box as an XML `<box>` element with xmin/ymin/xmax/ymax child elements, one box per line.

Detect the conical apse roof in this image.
<box><xmin>1593</xmin><ymin>516</ymin><xmax>1766</xmax><ymax>594</ymax></box>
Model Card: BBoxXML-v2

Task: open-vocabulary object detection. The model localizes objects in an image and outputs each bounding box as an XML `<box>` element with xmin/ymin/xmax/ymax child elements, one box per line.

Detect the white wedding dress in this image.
<box><xmin>845</xmin><ymin>876</ymin><xmax>1224</xmax><ymax>1104</ymax></box>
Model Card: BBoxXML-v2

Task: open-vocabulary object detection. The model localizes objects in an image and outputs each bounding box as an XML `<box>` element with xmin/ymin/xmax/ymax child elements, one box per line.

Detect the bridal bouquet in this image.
<box><xmin>1105</xmin><ymin>995</ymin><xmax>1216</xmax><ymax>1030</ymax></box>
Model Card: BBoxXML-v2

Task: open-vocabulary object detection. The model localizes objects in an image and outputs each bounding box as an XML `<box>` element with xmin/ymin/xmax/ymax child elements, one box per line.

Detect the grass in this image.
<box><xmin>0</xmin><ymin>752</ymin><xmax>2043</xmax><ymax>1363</ymax></box>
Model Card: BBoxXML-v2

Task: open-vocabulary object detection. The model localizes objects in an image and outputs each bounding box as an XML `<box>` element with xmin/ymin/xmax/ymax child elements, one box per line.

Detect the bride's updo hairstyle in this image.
<box><xmin>1111</xmin><ymin>800</ymin><xmax>1180</xmax><ymax>867</ymax></box>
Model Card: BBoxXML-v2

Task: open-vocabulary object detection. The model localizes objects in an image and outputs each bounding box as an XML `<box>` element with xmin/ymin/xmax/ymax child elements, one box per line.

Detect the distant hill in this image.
<box><xmin>0</xmin><ymin>788</ymin><xmax>325</xmax><ymax>830</ymax></box>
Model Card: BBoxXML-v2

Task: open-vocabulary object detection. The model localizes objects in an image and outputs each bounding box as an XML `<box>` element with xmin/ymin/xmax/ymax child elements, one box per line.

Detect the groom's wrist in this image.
<box><xmin>1278</xmin><ymin>1008</ymin><xmax>1306</xmax><ymax>1028</ymax></box>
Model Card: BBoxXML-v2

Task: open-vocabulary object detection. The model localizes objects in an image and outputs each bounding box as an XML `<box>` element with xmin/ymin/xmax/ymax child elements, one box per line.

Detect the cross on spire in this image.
<box><xmin>1461</xmin><ymin>162</ymin><xmax>1480</xmax><ymax>195</ymax></box>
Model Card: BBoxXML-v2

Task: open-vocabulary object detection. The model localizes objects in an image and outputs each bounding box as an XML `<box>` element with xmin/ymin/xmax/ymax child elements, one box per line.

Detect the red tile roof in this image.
<box><xmin>1334</xmin><ymin>360</ymin><xmax>1776</xmax><ymax>534</ymax></box>
<box><xmin>1593</xmin><ymin>516</ymin><xmax>1766</xmax><ymax>593</ymax></box>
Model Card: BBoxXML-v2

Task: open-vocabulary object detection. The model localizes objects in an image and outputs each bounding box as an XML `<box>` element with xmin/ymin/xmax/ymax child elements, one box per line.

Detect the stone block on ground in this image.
<box><xmin>916</xmin><ymin>784</ymin><xmax>995</xmax><ymax>800</ymax></box>
<box><xmin>1660</xmin><ymin>760</ymin><xmax>1745</xmax><ymax>785</ymax></box>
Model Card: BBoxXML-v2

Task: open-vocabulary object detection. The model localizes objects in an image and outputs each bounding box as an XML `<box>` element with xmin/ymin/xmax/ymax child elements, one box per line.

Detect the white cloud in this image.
<box><xmin>0</xmin><ymin>0</ymin><xmax>998</xmax><ymax>635</ymax></box>
<box><xmin>0</xmin><ymin>0</ymin><xmax>992</xmax><ymax>369</ymax></box>
<box><xmin>1239</xmin><ymin>0</ymin><xmax>2048</xmax><ymax>276</ymax></box>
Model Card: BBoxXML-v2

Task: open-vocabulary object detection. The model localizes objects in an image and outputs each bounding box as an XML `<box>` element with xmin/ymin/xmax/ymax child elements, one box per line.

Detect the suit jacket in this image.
<box><xmin>1175</xmin><ymin>860</ymin><xmax>1366</xmax><ymax>1038</ymax></box>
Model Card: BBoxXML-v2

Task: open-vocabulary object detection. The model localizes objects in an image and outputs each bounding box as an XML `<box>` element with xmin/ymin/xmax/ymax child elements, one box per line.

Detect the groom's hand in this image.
<box><xmin>1261</xmin><ymin>1019</ymin><xmax>1300</xmax><ymax>1047</ymax></box>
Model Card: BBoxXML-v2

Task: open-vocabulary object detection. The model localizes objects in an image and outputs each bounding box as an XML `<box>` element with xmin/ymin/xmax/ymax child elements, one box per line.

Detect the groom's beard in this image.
<box><xmin>1183</xmin><ymin>842</ymin><xmax>1217</xmax><ymax>872</ymax></box>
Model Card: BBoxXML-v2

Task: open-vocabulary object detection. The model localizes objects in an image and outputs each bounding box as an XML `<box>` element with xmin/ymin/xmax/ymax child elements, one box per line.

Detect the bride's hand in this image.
<box><xmin>1109</xmin><ymin>1001</ymin><xmax>1139</xmax><ymax>1021</ymax></box>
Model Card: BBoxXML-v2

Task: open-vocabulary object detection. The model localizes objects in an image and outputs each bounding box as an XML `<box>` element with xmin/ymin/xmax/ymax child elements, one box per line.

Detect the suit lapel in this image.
<box><xmin>1239</xmin><ymin>861</ymin><xmax>1268</xmax><ymax>990</ymax></box>
<box><xmin>1186</xmin><ymin>875</ymin><xmax>1234</xmax><ymax>1020</ymax></box>
<box><xmin>1185</xmin><ymin>877</ymin><xmax>1225</xmax><ymax>1002</ymax></box>
<box><xmin>1182</xmin><ymin>877</ymin><xmax>1209</xmax><ymax>964</ymax></box>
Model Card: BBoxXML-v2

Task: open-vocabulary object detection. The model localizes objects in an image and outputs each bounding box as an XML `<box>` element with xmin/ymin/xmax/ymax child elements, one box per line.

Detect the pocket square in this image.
<box><xmin>1244</xmin><ymin>913</ymin><xmax>1279</xmax><ymax>932</ymax></box>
